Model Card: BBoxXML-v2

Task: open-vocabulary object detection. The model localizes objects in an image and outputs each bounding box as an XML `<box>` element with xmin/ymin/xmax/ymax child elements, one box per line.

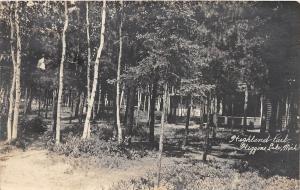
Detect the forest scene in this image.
<box><xmin>0</xmin><ymin>1</ymin><xmax>299</xmax><ymax>190</ymax></box>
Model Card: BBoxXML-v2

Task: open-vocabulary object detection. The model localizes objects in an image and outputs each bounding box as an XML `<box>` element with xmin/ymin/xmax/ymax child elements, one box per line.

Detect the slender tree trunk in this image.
<box><xmin>96</xmin><ymin>88</ymin><xmax>101</xmax><ymax>118</ymax></box>
<box><xmin>7</xmin><ymin>4</ymin><xmax>16</xmax><ymax>141</ymax></box>
<box><xmin>23</xmin><ymin>87</ymin><xmax>28</xmax><ymax>113</ymax></box>
<box><xmin>116</xmin><ymin>0</ymin><xmax>123</xmax><ymax>144</ymax></box>
<box><xmin>147</xmin><ymin>85</ymin><xmax>151</xmax><ymax>121</ymax></box>
<box><xmin>260</xmin><ymin>95</ymin><xmax>264</xmax><ymax>126</ymax></box>
<box><xmin>284</xmin><ymin>96</ymin><xmax>289</xmax><ymax>129</ymax></box>
<box><xmin>137</xmin><ymin>90</ymin><xmax>141</xmax><ymax>110</ymax></box>
<box><xmin>79</xmin><ymin>92</ymin><xmax>85</xmax><ymax>124</ymax></box>
<box><xmin>156</xmin><ymin>96</ymin><xmax>161</xmax><ymax>111</ymax></box>
<box><xmin>69</xmin><ymin>91</ymin><xmax>74</xmax><ymax>124</ymax></box>
<box><xmin>92</xmin><ymin>86</ymin><xmax>99</xmax><ymax>121</ymax></box>
<box><xmin>56</xmin><ymin>2</ymin><xmax>69</xmax><ymax>144</ymax></box>
<box><xmin>243</xmin><ymin>85</ymin><xmax>248</xmax><ymax>128</ymax></box>
<box><xmin>183</xmin><ymin>94</ymin><xmax>192</xmax><ymax>146</ymax></box>
<box><xmin>212</xmin><ymin>96</ymin><xmax>217</xmax><ymax>139</ymax></box>
<box><xmin>99</xmin><ymin>86</ymin><xmax>105</xmax><ymax>119</ymax></box>
<box><xmin>7</xmin><ymin>5</ymin><xmax>16</xmax><ymax>141</ymax></box>
<box><xmin>126</xmin><ymin>86</ymin><xmax>136</xmax><ymax>144</ymax></box>
<box><xmin>149</xmin><ymin>79</ymin><xmax>158</xmax><ymax>144</ymax></box>
<box><xmin>219</xmin><ymin>99</ymin><xmax>223</xmax><ymax>115</ymax></box>
<box><xmin>275</xmin><ymin>101</ymin><xmax>280</xmax><ymax>130</ymax></box>
<box><xmin>0</xmin><ymin>88</ymin><xmax>6</xmax><ymax>114</ymax></box>
<box><xmin>12</xmin><ymin>2</ymin><xmax>21</xmax><ymax>140</ymax></box>
<box><xmin>120</xmin><ymin>85</ymin><xmax>124</xmax><ymax>109</ymax></box>
<box><xmin>86</xmin><ymin>1</ymin><xmax>91</xmax><ymax>104</ymax></box>
<box><xmin>26</xmin><ymin>89</ymin><xmax>33</xmax><ymax>114</ymax></box>
<box><xmin>52</xmin><ymin>90</ymin><xmax>58</xmax><ymax>136</ymax></box>
<box><xmin>45</xmin><ymin>95</ymin><xmax>49</xmax><ymax>119</ymax></box>
<box><xmin>165</xmin><ymin>91</ymin><xmax>170</xmax><ymax>122</ymax></box>
<box><xmin>156</xmin><ymin>83</ymin><xmax>167</xmax><ymax>187</ymax></box>
<box><xmin>180</xmin><ymin>96</ymin><xmax>183</xmax><ymax>117</ymax></box>
<box><xmin>143</xmin><ymin>94</ymin><xmax>147</xmax><ymax>111</ymax></box>
<box><xmin>74</xmin><ymin>91</ymin><xmax>81</xmax><ymax>118</ymax></box>
<box><xmin>203</xmin><ymin>95</ymin><xmax>211</xmax><ymax>161</ymax></box>
<box><xmin>82</xmin><ymin>0</ymin><xmax>107</xmax><ymax>139</ymax></box>
<box><xmin>136</xmin><ymin>89</ymin><xmax>141</xmax><ymax>126</ymax></box>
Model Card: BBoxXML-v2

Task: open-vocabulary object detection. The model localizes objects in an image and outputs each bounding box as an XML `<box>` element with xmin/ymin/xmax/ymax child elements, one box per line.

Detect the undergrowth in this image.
<box><xmin>44</xmin><ymin>123</ymin><xmax>156</xmax><ymax>168</ymax></box>
<box><xmin>110</xmin><ymin>159</ymin><xmax>299</xmax><ymax>190</ymax></box>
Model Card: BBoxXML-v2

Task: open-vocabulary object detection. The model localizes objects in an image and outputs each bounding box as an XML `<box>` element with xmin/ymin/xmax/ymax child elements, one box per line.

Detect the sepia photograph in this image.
<box><xmin>0</xmin><ymin>1</ymin><xmax>299</xmax><ymax>189</ymax></box>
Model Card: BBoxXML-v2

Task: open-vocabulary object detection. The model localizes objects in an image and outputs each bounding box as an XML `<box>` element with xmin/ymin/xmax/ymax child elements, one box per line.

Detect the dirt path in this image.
<box><xmin>0</xmin><ymin>148</ymin><xmax>159</xmax><ymax>190</ymax></box>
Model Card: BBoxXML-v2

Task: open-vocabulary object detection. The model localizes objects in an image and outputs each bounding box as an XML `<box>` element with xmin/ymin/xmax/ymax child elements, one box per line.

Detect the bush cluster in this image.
<box><xmin>20</xmin><ymin>116</ymin><xmax>47</xmax><ymax>135</ymax></box>
<box><xmin>44</xmin><ymin>123</ymin><xmax>155</xmax><ymax>168</ymax></box>
<box><xmin>48</xmin><ymin>135</ymin><xmax>147</xmax><ymax>159</ymax></box>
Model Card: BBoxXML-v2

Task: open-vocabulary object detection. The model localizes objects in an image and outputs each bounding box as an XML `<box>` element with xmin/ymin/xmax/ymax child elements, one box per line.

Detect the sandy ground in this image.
<box><xmin>0</xmin><ymin>147</ymin><xmax>160</xmax><ymax>190</ymax></box>
<box><xmin>0</xmin><ymin>121</ymin><xmax>245</xmax><ymax>190</ymax></box>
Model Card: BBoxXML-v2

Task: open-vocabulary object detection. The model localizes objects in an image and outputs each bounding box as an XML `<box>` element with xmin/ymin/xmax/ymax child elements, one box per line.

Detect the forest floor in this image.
<box><xmin>0</xmin><ymin>123</ymin><xmax>199</xmax><ymax>190</ymax></box>
<box><xmin>0</xmin><ymin>148</ymin><xmax>160</xmax><ymax>190</ymax></box>
<box><xmin>0</xmin><ymin>110</ymin><xmax>299</xmax><ymax>190</ymax></box>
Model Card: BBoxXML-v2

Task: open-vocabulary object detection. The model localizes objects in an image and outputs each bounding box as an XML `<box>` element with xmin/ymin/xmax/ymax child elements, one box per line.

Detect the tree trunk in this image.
<box><xmin>96</xmin><ymin>88</ymin><xmax>101</xmax><ymax>117</ymax></box>
<box><xmin>147</xmin><ymin>94</ymin><xmax>151</xmax><ymax>120</ymax></box>
<box><xmin>92</xmin><ymin>82</ymin><xmax>100</xmax><ymax>122</ymax></box>
<box><xmin>156</xmin><ymin>83</ymin><xmax>167</xmax><ymax>188</ymax></box>
<box><xmin>56</xmin><ymin>2</ymin><xmax>69</xmax><ymax>144</ymax></box>
<box><xmin>99</xmin><ymin>85</ymin><xmax>105</xmax><ymax>119</ymax></box>
<box><xmin>6</xmin><ymin>4</ymin><xmax>16</xmax><ymax>141</ymax></box>
<box><xmin>116</xmin><ymin>0</ymin><xmax>123</xmax><ymax>144</ymax></box>
<box><xmin>147</xmin><ymin>85</ymin><xmax>151</xmax><ymax>121</ymax></box>
<box><xmin>124</xmin><ymin>87</ymin><xmax>129</xmax><ymax>124</ymax></box>
<box><xmin>275</xmin><ymin>101</ymin><xmax>280</xmax><ymax>131</ymax></box>
<box><xmin>45</xmin><ymin>95</ymin><xmax>49</xmax><ymax>119</ymax></box>
<box><xmin>25</xmin><ymin>89</ymin><xmax>33</xmax><ymax>114</ymax></box>
<box><xmin>149</xmin><ymin>79</ymin><xmax>158</xmax><ymax>144</ymax></box>
<box><xmin>269</xmin><ymin>98</ymin><xmax>277</xmax><ymax>136</ymax></box>
<box><xmin>137</xmin><ymin>90</ymin><xmax>141</xmax><ymax>110</ymax></box>
<box><xmin>243</xmin><ymin>85</ymin><xmax>248</xmax><ymax>128</ymax></box>
<box><xmin>120</xmin><ymin>85</ymin><xmax>124</xmax><ymax>109</ymax></box>
<box><xmin>86</xmin><ymin>1</ymin><xmax>91</xmax><ymax>103</ymax></box>
<box><xmin>74</xmin><ymin>91</ymin><xmax>81</xmax><ymax>118</ymax></box>
<box><xmin>260</xmin><ymin>94</ymin><xmax>266</xmax><ymax>133</ymax></box>
<box><xmin>143</xmin><ymin>93</ymin><xmax>147</xmax><ymax>111</ymax></box>
<box><xmin>284</xmin><ymin>96</ymin><xmax>289</xmax><ymax>130</ymax></box>
<box><xmin>126</xmin><ymin>86</ymin><xmax>136</xmax><ymax>144</ymax></box>
<box><xmin>69</xmin><ymin>91</ymin><xmax>74</xmax><ymax>124</ymax></box>
<box><xmin>79</xmin><ymin>92</ymin><xmax>85</xmax><ymax>124</ymax></box>
<box><xmin>82</xmin><ymin>0</ymin><xmax>107</xmax><ymax>139</ymax></box>
<box><xmin>212</xmin><ymin>96</ymin><xmax>217</xmax><ymax>139</ymax></box>
<box><xmin>136</xmin><ymin>89</ymin><xmax>141</xmax><ymax>126</ymax></box>
<box><xmin>203</xmin><ymin>95</ymin><xmax>211</xmax><ymax>161</ymax></box>
<box><xmin>183</xmin><ymin>94</ymin><xmax>192</xmax><ymax>146</ymax></box>
<box><xmin>52</xmin><ymin>90</ymin><xmax>58</xmax><ymax>136</ymax></box>
<box><xmin>12</xmin><ymin>2</ymin><xmax>21</xmax><ymax>140</ymax></box>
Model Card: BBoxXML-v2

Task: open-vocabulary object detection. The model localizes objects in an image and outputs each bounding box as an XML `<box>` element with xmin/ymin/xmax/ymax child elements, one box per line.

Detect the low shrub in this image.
<box><xmin>91</xmin><ymin>123</ymin><xmax>114</xmax><ymax>141</ymax></box>
<box><xmin>20</xmin><ymin>116</ymin><xmax>47</xmax><ymax>135</ymax></box>
<box><xmin>45</xmin><ymin>124</ymin><xmax>155</xmax><ymax>168</ymax></box>
<box><xmin>110</xmin><ymin>159</ymin><xmax>299</xmax><ymax>190</ymax></box>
